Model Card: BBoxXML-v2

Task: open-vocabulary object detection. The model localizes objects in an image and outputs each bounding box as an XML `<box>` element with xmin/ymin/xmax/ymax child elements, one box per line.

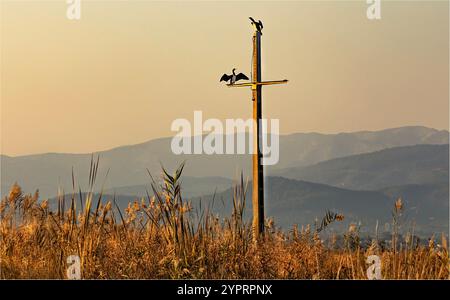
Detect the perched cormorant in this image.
<box><xmin>249</xmin><ymin>17</ymin><xmax>263</xmax><ymax>35</ymax></box>
<box><xmin>220</xmin><ymin>68</ymin><xmax>249</xmax><ymax>84</ymax></box>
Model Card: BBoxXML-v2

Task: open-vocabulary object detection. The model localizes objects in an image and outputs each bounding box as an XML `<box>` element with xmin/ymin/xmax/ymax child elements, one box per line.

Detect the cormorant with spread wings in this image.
<box><xmin>220</xmin><ymin>68</ymin><xmax>249</xmax><ymax>85</ymax></box>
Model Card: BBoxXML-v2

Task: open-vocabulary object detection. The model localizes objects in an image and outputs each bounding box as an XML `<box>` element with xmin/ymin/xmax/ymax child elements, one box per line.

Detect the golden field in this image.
<box><xmin>1</xmin><ymin>162</ymin><xmax>448</xmax><ymax>279</ymax></box>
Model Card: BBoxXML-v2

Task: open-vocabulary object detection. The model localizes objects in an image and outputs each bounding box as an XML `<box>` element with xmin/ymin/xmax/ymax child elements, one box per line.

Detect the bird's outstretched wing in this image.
<box><xmin>235</xmin><ymin>73</ymin><xmax>249</xmax><ymax>81</ymax></box>
<box><xmin>249</xmin><ymin>17</ymin><xmax>256</xmax><ymax>23</ymax></box>
<box><xmin>220</xmin><ymin>74</ymin><xmax>232</xmax><ymax>82</ymax></box>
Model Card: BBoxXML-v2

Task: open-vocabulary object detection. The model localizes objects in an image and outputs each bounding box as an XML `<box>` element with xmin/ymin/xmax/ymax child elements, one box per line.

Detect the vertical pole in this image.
<box><xmin>252</xmin><ymin>31</ymin><xmax>264</xmax><ymax>241</ymax></box>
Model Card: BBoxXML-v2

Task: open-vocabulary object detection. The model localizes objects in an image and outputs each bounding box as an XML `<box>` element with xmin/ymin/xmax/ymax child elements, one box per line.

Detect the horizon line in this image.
<box><xmin>1</xmin><ymin>124</ymin><xmax>448</xmax><ymax>158</ymax></box>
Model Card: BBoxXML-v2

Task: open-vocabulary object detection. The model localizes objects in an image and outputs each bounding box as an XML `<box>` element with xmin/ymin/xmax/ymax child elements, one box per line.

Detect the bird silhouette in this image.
<box><xmin>220</xmin><ymin>68</ymin><xmax>249</xmax><ymax>84</ymax></box>
<box><xmin>249</xmin><ymin>17</ymin><xmax>263</xmax><ymax>35</ymax></box>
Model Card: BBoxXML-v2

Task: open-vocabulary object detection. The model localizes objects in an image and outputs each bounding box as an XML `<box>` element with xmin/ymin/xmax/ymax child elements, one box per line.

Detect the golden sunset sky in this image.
<box><xmin>1</xmin><ymin>0</ymin><xmax>448</xmax><ymax>156</ymax></box>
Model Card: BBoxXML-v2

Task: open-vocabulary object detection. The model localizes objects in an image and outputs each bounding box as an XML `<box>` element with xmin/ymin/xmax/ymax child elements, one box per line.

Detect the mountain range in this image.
<box><xmin>1</xmin><ymin>126</ymin><xmax>448</xmax><ymax>236</ymax></box>
<box><xmin>274</xmin><ymin>144</ymin><xmax>449</xmax><ymax>190</ymax></box>
<box><xmin>1</xmin><ymin>126</ymin><xmax>448</xmax><ymax>198</ymax></box>
<box><xmin>193</xmin><ymin>177</ymin><xmax>448</xmax><ymax>235</ymax></box>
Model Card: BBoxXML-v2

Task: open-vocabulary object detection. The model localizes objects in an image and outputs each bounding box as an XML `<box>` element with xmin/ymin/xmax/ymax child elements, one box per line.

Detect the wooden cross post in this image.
<box><xmin>227</xmin><ymin>28</ymin><xmax>288</xmax><ymax>242</ymax></box>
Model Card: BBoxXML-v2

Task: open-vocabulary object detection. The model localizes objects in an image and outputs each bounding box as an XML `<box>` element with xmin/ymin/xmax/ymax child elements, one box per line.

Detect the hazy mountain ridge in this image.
<box><xmin>275</xmin><ymin>144</ymin><xmax>449</xmax><ymax>190</ymax></box>
<box><xmin>2</xmin><ymin>126</ymin><xmax>447</xmax><ymax>198</ymax></box>
<box><xmin>194</xmin><ymin>177</ymin><xmax>448</xmax><ymax>235</ymax></box>
<box><xmin>10</xmin><ymin>131</ymin><xmax>446</xmax><ymax>236</ymax></box>
<box><xmin>278</xmin><ymin>126</ymin><xmax>449</xmax><ymax>168</ymax></box>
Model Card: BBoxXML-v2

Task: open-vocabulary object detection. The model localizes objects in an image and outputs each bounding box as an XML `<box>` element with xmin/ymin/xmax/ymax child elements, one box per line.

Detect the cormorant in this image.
<box><xmin>249</xmin><ymin>17</ymin><xmax>263</xmax><ymax>35</ymax></box>
<box><xmin>220</xmin><ymin>68</ymin><xmax>249</xmax><ymax>85</ymax></box>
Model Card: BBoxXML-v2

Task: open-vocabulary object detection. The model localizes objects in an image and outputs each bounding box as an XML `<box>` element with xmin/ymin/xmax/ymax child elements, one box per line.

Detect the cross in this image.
<box><xmin>226</xmin><ymin>21</ymin><xmax>288</xmax><ymax>241</ymax></box>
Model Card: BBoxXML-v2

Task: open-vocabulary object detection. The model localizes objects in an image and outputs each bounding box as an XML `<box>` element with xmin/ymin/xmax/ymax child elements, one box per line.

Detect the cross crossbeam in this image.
<box><xmin>226</xmin><ymin>79</ymin><xmax>288</xmax><ymax>90</ymax></box>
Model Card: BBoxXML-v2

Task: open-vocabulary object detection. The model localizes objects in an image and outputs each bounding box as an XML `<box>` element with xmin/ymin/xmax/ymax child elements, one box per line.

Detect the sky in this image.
<box><xmin>1</xmin><ymin>0</ymin><xmax>448</xmax><ymax>156</ymax></box>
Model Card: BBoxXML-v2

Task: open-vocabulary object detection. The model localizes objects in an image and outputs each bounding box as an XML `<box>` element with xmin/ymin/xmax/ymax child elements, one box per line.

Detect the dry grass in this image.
<box><xmin>0</xmin><ymin>161</ymin><xmax>448</xmax><ymax>279</ymax></box>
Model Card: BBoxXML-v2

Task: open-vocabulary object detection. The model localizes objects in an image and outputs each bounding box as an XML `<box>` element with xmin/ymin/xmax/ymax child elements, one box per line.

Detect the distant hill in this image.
<box><xmin>2</xmin><ymin>126</ymin><xmax>447</xmax><ymax>198</ymax></box>
<box><xmin>379</xmin><ymin>183</ymin><xmax>449</xmax><ymax>231</ymax></box>
<box><xmin>276</xmin><ymin>126</ymin><xmax>448</xmax><ymax>169</ymax></box>
<box><xmin>194</xmin><ymin>177</ymin><xmax>448</xmax><ymax>235</ymax></box>
<box><xmin>275</xmin><ymin>144</ymin><xmax>449</xmax><ymax>190</ymax></box>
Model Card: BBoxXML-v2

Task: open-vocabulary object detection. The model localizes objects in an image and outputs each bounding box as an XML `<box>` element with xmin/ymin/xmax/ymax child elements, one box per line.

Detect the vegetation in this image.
<box><xmin>0</xmin><ymin>160</ymin><xmax>448</xmax><ymax>279</ymax></box>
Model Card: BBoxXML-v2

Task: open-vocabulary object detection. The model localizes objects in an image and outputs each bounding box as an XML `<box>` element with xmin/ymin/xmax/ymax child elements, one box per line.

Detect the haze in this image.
<box><xmin>1</xmin><ymin>0</ymin><xmax>448</xmax><ymax>156</ymax></box>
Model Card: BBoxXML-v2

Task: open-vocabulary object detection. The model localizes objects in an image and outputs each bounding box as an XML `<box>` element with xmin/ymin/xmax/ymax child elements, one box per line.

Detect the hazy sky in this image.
<box><xmin>1</xmin><ymin>0</ymin><xmax>448</xmax><ymax>156</ymax></box>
